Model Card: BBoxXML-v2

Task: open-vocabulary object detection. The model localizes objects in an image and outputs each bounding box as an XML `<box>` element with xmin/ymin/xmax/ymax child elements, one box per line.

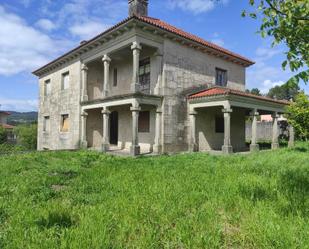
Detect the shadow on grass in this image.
<box><xmin>294</xmin><ymin>147</ymin><xmax>308</xmax><ymax>153</ymax></box>
<box><xmin>37</xmin><ymin>210</ymin><xmax>78</xmax><ymax>230</ymax></box>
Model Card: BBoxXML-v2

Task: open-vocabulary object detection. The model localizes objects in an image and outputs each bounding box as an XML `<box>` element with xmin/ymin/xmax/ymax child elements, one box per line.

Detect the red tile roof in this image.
<box><xmin>0</xmin><ymin>111</ymin><xmax>10</xmax><ymax>115</ymax></box>
<box><xmin>1</xmin><ymin>124</ymin><xmax>14</xmax><ymax>129</ymax></box>
<box><xmin>33</xmin><ymin>15</ymin><xmax>254</xmax><ymax>75</ymax></box>
<box><xmin>139</xmin><ymin>16</ymin><xmax>254</xmax><ymax>65</ymax></box>
<box><xmin>188</xmin><ymin>87</ymin><xmax>290</xmax><ymax>105</ymax></box>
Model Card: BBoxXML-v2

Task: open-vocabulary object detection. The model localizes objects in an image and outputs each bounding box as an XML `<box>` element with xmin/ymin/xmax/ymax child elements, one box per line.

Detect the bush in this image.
<box><xmin>286</xmin><ymin>92</ymin><xmax>309</xmax><ymax>140</ymax></box>
<box><xmin>0</xmin><ymin>126</ymin><xmax>7</xmax><ymax>144</ymax></box>
<box><xmin>14</xmin><ymin>124</ymin><xmax>37</xmax><ymax>150</ymax></box>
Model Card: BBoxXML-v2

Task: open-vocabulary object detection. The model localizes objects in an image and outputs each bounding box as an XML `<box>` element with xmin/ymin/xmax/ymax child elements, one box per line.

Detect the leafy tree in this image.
<box><xmin>246</xmin><ymin>88</ymin><xmax>262</xmax><ymax>96</ymax></box>
<box><xmin>0</xmin><ymin>126</ymin><xmax>7</xmax><ymax>144</ymax></box>
<box><xmin>14</xmin><ymin>124</ymin><xmax>37</xmax><ymax>150</ymax></box>
<box><xmin>286</xmin><ymin>92</ymin><xmax>309</xmax><ymax>140</ymax></box>
<box><xmin>267</xmin><ymin>82</ymin><xmax>300</xmax><ymax>100</ymax></box>
<box><xmin>243</xmin><ymin>0</ymin><xmax>309</xmax><ymax>85</ymax></box>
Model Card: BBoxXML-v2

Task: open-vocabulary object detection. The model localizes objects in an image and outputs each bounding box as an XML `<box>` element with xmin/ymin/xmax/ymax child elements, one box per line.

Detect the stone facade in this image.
<box><xmin>34</xmin><ymin>3</ymin><xmax>291</xmax><ymax>155</ymax></box>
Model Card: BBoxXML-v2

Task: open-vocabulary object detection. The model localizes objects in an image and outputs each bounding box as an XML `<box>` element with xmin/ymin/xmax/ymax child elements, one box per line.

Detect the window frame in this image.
<box><xmin>215</xmin><ymin>68</ymin><xmax>228</xmax><ymax>87</ymax></box>
<box><xmin>138</xmin><ymin>111</ymin><xmax>150</xmax><ymax>133</ymax></box>
<box><xmin>139</xmin><ymin>58</ymin><xmax>151</xmax><ymax>92</ymax></box>
<box><xmin>61</xmin><ymin>72</ymin><xmax>70</xmax><ymax>90</ymax></box>
<box><xmin>60</xmin><ymin>114</ymin><xmax>69</xmax><ymax>133</ymax></box>
<box><xmin>43</xmin><ymin>116</ymin><xmax>50</xmax><ymax>133</ymax></box>
<box><xmin>44</xmin><ymin>79</ymin><xmax>51</xmax><ymax>97</ymax></box>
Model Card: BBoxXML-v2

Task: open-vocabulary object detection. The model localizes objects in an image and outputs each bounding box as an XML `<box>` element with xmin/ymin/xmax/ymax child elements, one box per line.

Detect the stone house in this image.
<box><xmin>33</xmin><ymin>0</ymin><xmax>294</xmax><ymax>155</ymax></box>
<box><xmin>0</xmin><ymin>111</ymin><xmax>15</xmax><ymax>142</ymax></box>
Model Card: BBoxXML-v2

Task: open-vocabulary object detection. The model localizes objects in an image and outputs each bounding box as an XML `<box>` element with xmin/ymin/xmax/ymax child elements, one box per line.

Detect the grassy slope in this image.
<box><xmin>0</xmin><ymin>143</ymin><xmax>309</xmax><ymax>249</ymax></box>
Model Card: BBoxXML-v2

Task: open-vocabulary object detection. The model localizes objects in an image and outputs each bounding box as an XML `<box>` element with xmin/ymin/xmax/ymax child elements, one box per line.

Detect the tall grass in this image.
<box><xmin>0</xmin><ymin>142</ymin><xmax>309</xmax><ymax>248</ymax></box>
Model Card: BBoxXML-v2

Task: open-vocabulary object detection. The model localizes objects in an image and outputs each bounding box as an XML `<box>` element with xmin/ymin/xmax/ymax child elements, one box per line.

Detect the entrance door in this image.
<box><xmin>110</xmin><ymin>111</ymin><xmax>118</xmax><ymax>145</ymax></box>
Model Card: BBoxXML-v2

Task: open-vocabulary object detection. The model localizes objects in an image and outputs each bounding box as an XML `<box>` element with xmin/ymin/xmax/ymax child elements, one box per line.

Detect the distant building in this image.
<box><xmin>0</xmin><ymin>111</ymin><xmax>16</xmax><ymax>142</ymax></box>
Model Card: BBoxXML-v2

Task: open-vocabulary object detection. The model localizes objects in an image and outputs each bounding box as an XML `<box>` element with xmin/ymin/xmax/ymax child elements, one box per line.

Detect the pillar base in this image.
<box><xmin>222</xmin><ymin>145</ymin><xmax>233</xmax><ymax>154</ymax></box>
<box><xmin>250</xmin><ymin>144</ymin><xmax>260</xmax><ymax>152</ymax></box>
<box><xmin>288</xmin><ymin>141</ymin><xmax>294</xmax><ymax>148</ymax></box>
<box><xmin>131</xmin><ymin>83</ymin><xmax>140</xmax><ymax>93</ymax></box>
<box><xmin>130</xmin><ymin>145</ymin><xmax>140</xmax><ymax>156</ymax></box>
<box><xmin>82</xmin><ymin>95</ymin><xmax>88</xmax><ymax>102</ymax></box>
<box><xmin>80</xmin><ymin>140</ymin><xmax>88</xmax><ymax>149</ymax></box>
<box><xmin>271</xmin><ymin>143</ymin><xmax>279</xmax><ymax>150</ymax></box>
<box><xmin>102</xmin><ymin>91</ymin><xmax>109</xmax><ymax>98</ymax></box>
<box><xmin>153</xmin><ymin>144</ymin><xmax>162</xmax><ymax>154</ymax></box>
<box><xmin>102</xmin><ymin>143</ymin><xmax>110</xmax><ymax>152</ymax></box>
<box><xmin>189</xmin><ymin>143</ymin><xmax>198</xmax><ymax>152</ymax></box>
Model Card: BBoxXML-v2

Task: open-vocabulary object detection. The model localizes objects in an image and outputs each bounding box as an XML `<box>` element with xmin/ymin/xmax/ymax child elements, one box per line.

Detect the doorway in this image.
<box><xmin>110</xmin><ymin>111</ymin><xmax>118</xmax><ymax>145</ymax></box>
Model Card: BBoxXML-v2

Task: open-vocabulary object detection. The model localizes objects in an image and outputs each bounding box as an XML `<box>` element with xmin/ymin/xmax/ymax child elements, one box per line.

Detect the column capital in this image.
<box><xmin>189</xmin><ymin>110</ymin><xmax>197</xmax><ymax>116</ymax></box>
<box><xmin>130</xmin><ymin>106</ymin><xmax>141</xmax><ymax>112</ymax></box>
<box><xmin>156</xmin><ymin>108</ymin><xmax>163</xmax><ymax>114</ymax></box>
<box><xmin>222</xmin><ymin>108</ymin><xmax>233</xmax><ymax>113</ymax></box>
<box><xmin>81</xmin><ymin>111</ymin><xmax>88</xmax><ymax>117</ymax></box>
<box><xmin>102</xmin><ymin>54</ymin><xmax>111</xmax><ymax>63</ymax></box>
<box><xmin>81</xmin><ymin>64</ymin><xmax>88</xmax><ymax>71</ymax></box>
<box><xmin>131</xmin><ymin>41</ymin><xmax>142</xmax><ymax>51</ymax></box>
<box><xmin>101</xmin><ymin>109</ymin><xmax>111</xmax><ymax>115</ymax></box>
<box><xmin>154</xmin><ymin>51</ymin><xmax>163</xmax><ymax>57</ymax></box>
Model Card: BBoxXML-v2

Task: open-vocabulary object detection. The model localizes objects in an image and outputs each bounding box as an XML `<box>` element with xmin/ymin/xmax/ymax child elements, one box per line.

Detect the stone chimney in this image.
<box><xmin>129</xmin><ymin>0</ymin><xmax>148</xmax><ymax>17</ymax></box>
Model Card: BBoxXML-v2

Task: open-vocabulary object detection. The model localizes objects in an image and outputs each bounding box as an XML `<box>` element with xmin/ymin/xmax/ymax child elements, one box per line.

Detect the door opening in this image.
<box><xmin>110</xmin><ymin>111</ymin><xmax>118</xmax><ymax>145</ymax></box>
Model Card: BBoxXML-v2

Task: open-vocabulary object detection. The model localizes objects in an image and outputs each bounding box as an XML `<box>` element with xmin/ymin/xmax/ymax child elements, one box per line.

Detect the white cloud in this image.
<box><xmin>247</xmin><ymin>44</ymin><xmax>291</xmax><ymax>93</ymax></box>
<box><xmin>69</xmin><ymin>21</ymin><xmax>110</xmax><ymax>40</ymax></box>
<box><xmin>35</xmin><ymin>18</ymin><xmax>56</xmax><ymax>32</ymax></box>
<box><xmin>210</xmin><ymin>38</ymin><xmax>225</xmax><ymax>47</ymax></box>
<box><xmin>168</xmin><ymin>0</ymin><xmax>229</xmax><ymax>14</ymax></box>
<box><xmin>261</xmin><ymin>79</ymin><xmax>285</xmax><ymax>93</ymax></box>
<box><xmin>0</xmin><ymin>97</ymin><xmax>38</xmax><ymax>112</ymax></box>
<box><xmin>0</xmin><ymin>5</ymin><xmax>69</xmax><ymax>76</ymax></box>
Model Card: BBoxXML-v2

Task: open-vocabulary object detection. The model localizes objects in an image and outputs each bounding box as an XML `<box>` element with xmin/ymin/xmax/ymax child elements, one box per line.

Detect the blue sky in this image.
<box><xmin>0</xmin><ymin>0</ymin><xmax>308</xmax><ymax>112</ymax></box>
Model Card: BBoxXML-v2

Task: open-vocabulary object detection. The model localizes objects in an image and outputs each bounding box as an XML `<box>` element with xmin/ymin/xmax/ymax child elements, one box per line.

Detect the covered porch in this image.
<box><xmin>188</xmin><ymin>87</ymin><xmax>294</xmax><ymax>154</ymax></box>
<box><xmin>80</xmin><ymin>93</ymin><xmax>163</xmax><ymax>156</ymax></box>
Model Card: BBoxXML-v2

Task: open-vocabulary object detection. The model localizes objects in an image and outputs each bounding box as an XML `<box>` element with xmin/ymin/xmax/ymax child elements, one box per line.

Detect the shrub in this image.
<box><xmin>286</xmin><ymin>92</ymin><xmax>309</xmax><ymax>140</ymax></box>
<box><xmin>14</xmin><ymin>124</ymin><xmax>37</xmax><ymax>150</ymax></box>
<box><xmin>0</xmin><ymin>126</ymin><xmax>7</xmax><ymax>144</ymax></box>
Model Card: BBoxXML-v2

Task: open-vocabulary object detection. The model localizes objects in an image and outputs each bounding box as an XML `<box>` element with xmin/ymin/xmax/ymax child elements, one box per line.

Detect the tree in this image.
<box><xmin>286</xmin><ymin>92</ymin><xmax>309</xmax><ymax>140</ymax></box>
<box><xmin>267</xmin><ymin>82</ymin><xmax>300</xmax><ymax>100</ymax></box>
<box><xmin>0</xmin><ymin>126</ymin><xmax>7</xmax><ymax>144</ymax></box>
<box><xmin>243</xmin><ymin>0</ymin><xmax>309</xmax><ymax>85</ymax></box>
<box><xmin>14</xmin><ymin>124</ymin><xmax>37</xmax><ymax>150</ymax></box>
<box><xmin>246</xmin><ymin>88</ymin><xmax>262</xmax><ymax>96</ymax></box>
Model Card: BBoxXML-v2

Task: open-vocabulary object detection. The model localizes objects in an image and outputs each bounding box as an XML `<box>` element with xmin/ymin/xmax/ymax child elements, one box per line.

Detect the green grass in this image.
<box><xmin>0</xmin><ymin>143</ymin><xmax>309</xmax><ymax>248</ymax></box>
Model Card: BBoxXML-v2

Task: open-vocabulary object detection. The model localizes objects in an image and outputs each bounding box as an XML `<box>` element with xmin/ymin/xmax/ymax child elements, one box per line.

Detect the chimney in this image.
<box><xmin>129</xmin><ymin>0</ymin><xmax>148</xmax><ymax>17</ymax></box>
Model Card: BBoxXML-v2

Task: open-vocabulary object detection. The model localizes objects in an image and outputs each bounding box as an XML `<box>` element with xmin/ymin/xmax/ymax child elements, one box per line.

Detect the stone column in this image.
<box><xmin>222</xmin><ymin>108</ymin><xmax>233</xmax><ymax>154</ymax></box>
<box><xmin>250</xmin><ymin>109</ymin><xmax>260</xmax><ymax>152</ymax></box>
<box><xmin>153</xmin><ymin>107</ymin><xmax>162</xmax><ymax>154</ymax></box>
<box><xmin>102</xmin><ymin>107</ymin><xmax>111</xmax><ymax>152</ymax></box>
<box><xmin>81</xmin><ymin>64</ymin><xmax>88</xmax><ymax>101</ymax></box>
<box><xmin>131</xmin><ymin>42</ymin><xmax>142</xmax><ymax>92</ymax></box>
<box><xmin>288</xmin><ymin>124</ymin><xmax>295</xmax><ymax>148</ymax></box>
<box><xmin>189</xmin><ymin>110</ymin><xmax>198</xmax><ymax>152</ymax></box>
<box><xmin>102</xmin><ymin>55</ymin><xmax>111</xmax><ymax>98</ymax></box>
<box><xmin>271</xmin><ymin>112</ymin><xmax>279</xmax><ymax>149</ymax></box>
<box><xmin>130</xmin><ymin>103</ymin><xmax>141</xmax><ymax>156</ymax></box>
<box><xmin>80</xmin><ymin>111</ymin><xmax>88</xmax><ymax>149</ymax></box>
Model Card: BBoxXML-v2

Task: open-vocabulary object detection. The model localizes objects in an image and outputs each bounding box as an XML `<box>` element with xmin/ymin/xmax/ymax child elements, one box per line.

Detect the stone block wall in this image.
<box><xmin>38</xmin><ymin>60</ymin><xmax>82</xmax><ymax>150</ymax></box>
<box><xmin>161</xmin><ymin>39</ymin><xmax>247</xmax><ymax>153</ymax></box>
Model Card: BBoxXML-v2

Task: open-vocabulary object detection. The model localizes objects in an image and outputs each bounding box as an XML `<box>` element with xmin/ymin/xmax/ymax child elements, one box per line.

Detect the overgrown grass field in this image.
<box><xmin>1</xmin><ymin>143</ymin><xmax>309</xmax><ymax>248</ymax></box>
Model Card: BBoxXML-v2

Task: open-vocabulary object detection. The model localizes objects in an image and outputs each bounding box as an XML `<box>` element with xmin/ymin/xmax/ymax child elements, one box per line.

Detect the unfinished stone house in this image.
<box><xmin>33</xmin><ymin>0</ymin><xmax>294</xmax><ymax>155</ymax></box>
